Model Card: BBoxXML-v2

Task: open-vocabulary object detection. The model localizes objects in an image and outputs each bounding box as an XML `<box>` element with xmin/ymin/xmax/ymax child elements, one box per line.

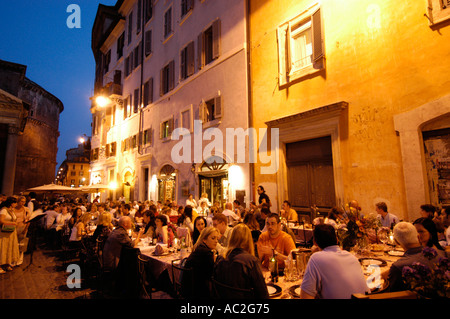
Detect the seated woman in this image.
<box><xmin>324</xmin><ymin>207</ymin><xmax>346</xmax><ymax>229</ymax></box>
<box><xmin>213</xmin><ymin>224</ymin><xmax>269</xmax><ymax>299</ymax></box>
<box><xmin>413</xmin><ymin>217</ymin><xmax>446</xmax><ymax>254</ymax></box>
<box><xmin>182</xmin><ymin>226</ymin><xmax>222</xmax><ymax>299</ymax></box>
<box><xmin>68</xmin><ymin>213</ymin><xmax>91</xmax><ymax>249</ymax></box>
<box><xmin>92</xmin><ymin>212</ymin><xmax>113</xmax><ymax>242</ymax></box>
<box><xmin>192</xmin><ymin>216</ymin><xmax>207</xmax><ymax>245</ymax></box>
<box><xmin>243</xmin><ymin>213</ymin><xmax>261</xmax><ymax>243</ymax></box>
<box><xmin>155</xmin><ymin>215</ymin><xmax>168</xmax><ymax>244</ymax></box>
<box><xmin>177</xmin><ymin>205</ymin><xmax>194</xmax><ymax>234</ymax></box>
<box><xmin>142</xmin><ymin>210</ymin><xmax>156</xmax><ymax>239</ymax></box>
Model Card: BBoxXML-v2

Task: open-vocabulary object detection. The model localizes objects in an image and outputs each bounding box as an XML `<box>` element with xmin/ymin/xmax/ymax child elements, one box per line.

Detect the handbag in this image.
<box><xmin>1</xmin><ymin>222</ymin><xmax>16</xmax><ymax>233</ymax></box>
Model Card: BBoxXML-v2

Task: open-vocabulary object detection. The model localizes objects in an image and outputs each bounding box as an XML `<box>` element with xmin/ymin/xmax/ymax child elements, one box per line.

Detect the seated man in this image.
<box><xmin>280</xmin><ymin>200</ymin><xmax>298</xmax><ymax>223</ymax></box>
<box><xmin>212</xmin><ymin>213</ymin><xmax>232</xmax><ymax>254</ymax></box>
<box><xmin>300</xmin><ymin>224</ymin><xmax>369</xmax><ymax>299</ymax></box>
<box><xmin>102</xmin><ymin>216</ymin><xmax>144</xmax><ymax>270</ymax></box>
<box><xmin>257</xmin><ymin>213</ymin><xmax>296</xmax><ymax>269</ymax></box>
<box><xmin>387</xmin><ymin>221</ymin><xmax>446</xmax><ymax>292</ymax></box>
<box><xmin>222</xmin><ymin>202</ymin><xmax>241</xmax><ymax>226</ymax></box>
<box><xmin>375</xmin><ymin>202</ymin><xmax>399</xmax><ymax>228</ymax></box>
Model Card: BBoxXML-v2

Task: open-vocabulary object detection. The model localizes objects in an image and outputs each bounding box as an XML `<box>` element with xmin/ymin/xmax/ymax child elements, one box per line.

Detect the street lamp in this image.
<box><xmin>95</xmin><ymin>95</ymin><xmax>110</xmax><ymax>108</ymax></box>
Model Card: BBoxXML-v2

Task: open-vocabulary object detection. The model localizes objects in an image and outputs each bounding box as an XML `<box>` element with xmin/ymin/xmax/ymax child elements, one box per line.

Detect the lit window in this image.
<box><xmin>427</xmin><ymin>0</ymin><xmax>450</xmax><ymax>25</ymax></box>
<box><xmin>277</xmin><ymin>3</ymin><xmax>324</xmax><ymax>86</ymax></box>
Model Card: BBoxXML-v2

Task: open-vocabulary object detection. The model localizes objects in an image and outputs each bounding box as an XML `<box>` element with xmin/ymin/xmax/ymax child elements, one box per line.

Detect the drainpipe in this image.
<box><xmin>138</xmin><ymin>0</ymin><xmax>145</xmax><ymax>155</ymax></box>
<box><xmin>245</xmin><ymin>0</ymin><xmax>255</xmax><ymax>203</ymax></box>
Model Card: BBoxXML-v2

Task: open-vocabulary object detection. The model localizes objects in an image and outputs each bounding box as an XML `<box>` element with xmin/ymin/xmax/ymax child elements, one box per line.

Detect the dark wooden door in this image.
<box><xmin>286</xmin><ymin>136</ymin><xmax>335</xmax><ymax>218</ymax></box>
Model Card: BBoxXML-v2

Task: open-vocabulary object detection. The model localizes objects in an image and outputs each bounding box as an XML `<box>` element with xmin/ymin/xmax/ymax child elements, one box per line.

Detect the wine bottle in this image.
<box><xmin>269</xmin><ymin>249</ymin><xmax>278</xmax><ymax>283</ymax></box>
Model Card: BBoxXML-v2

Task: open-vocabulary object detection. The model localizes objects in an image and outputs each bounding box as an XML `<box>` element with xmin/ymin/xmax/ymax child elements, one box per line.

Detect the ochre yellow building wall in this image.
<box><xmin>249</xmin><ymin>0</ymin><xmax>450</xmax><ymax>220</ymax></box>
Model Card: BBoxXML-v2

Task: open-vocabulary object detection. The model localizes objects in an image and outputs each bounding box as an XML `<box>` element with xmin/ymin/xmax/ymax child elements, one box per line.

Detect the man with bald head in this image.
<box><xmin>103</xmin><ymin>216</ymin><xmax>144</xmax><ymax>270</ymax></box>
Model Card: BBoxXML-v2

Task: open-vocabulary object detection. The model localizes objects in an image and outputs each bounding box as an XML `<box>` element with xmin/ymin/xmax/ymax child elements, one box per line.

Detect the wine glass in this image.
<box><xmin>378</xmin><ymin>228</ymin><xmax>389</xmax><ymax>247</ymax></box>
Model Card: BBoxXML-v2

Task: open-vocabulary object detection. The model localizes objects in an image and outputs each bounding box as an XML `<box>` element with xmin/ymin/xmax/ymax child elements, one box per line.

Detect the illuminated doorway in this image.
<box><xmin>198</xmin><ymin>156</ymin><xmax>229</xmax><ymax>208</ymax></box>
<box><xmin>158</xmin><ymin>164</ymin><xmax>176</xmax><ymax>203</ymax></box>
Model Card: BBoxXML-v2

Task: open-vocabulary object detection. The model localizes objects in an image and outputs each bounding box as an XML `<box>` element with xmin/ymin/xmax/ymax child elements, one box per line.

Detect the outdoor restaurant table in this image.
<box><xmin>137</xmin><ymin>240</ymin><xmax>191</xmax><ymax>285</ymax></box>
<box><xmin>289</xmin><ymin>223</ymin><xmax>313</xmax><ymax>244</ymax></box>
<box><xmin>262</xmin><ymin>244</ymin><xmax>404</xmax><ymax>299</ymax></box>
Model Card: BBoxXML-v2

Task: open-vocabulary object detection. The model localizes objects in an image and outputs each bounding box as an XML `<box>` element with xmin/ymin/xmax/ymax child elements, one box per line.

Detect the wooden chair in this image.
<box><xmin>171</xmin><ymin>258</ymin><xmax>193</xmax><ymax>299</ymax></box>
<box><xmin>352</xmin><ymin>290</ymin><xmax>417</xmax><ymax>299</ymax></box>
<box><xmin>295</xmin><ymin>221</ymin><xmax>311</xmax><ymax>248</ymax></box>
<box><xmin>138</xmin><ymin>255</ymin><xmax>152</xmax><ymax>299</ymax></box>
<box><xmin>211</xmin><ymin>277</ymin><xmax>254</xmax><ymax>299</ymax></box>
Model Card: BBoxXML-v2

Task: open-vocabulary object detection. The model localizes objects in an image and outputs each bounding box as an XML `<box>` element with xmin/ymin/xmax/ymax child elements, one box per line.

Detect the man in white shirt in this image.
<box><xmin>300</xmin><ymin>224</ymin><xmax>369</xmax><ymax>299</ymax></box>
<box><xmin>222</xmin><ymin>202</ymin><xmax>241</xmax><ymax>226</ymax></box>
<box><xmin>375</xmin><ymin>202</ymin><xmax>399</xmax><ymax>228</ymax></box>
<box><xmin>45</xmin><ymin>205</ymin><xmax>61</xmax><ymax>230</ymax></box>
<box><xmin>212</xmin><ymin>213</ymin><xmax>232</xmax><ymax>254</ymax></box>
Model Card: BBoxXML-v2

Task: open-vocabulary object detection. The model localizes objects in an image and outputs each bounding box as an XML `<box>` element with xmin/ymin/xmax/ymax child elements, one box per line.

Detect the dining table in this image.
<box><xmin>261</xmin><ymin>244</ymin><xmax>404</xmax><ymax>299</ymax></box>
<box><xmin>289</xmin><ymin>223</ymin><xmax>313</xmax><ymax>244</ymax></box>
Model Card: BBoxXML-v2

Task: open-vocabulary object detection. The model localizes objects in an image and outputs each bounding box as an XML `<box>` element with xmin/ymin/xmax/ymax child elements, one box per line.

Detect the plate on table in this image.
<box><xmin>388</xmin><ymin>250</ymin><xmax>404</xmax><ymax>256</ymax></box>
<box><xmin>288</xmin><ymin>284</ymin><xmax>301</xmax><ymax>299</ymax></box>
<box><xmin>358</xmin><ymin>257</ymin><xmax>387</xmax><ymax>267</ymax></box>
<box><xmin>152</xmin><ymin>251</ymin><xmax>171</xmax><ymax>256</ymax></box>
<box><xmin>267</xmin><ymin>283</ymin><xmax>282</xmax><ymax>298</ymax></box>
<box><xmin>368</xmin><ymin>279</ymin><xmax>389</xmax><ymax>294</ymax></box>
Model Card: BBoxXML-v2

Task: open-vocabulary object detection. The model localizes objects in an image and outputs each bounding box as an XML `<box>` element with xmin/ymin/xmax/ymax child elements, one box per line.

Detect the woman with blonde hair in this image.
<box><xmin>213</xmin><ymin>224</ymin><xmax>269</xmax><ymax>299</ymax></box>
<box><xmin>183</xmin><ymin>226</ymin><xmax>222</xmax><ymax>298</ymax></box>
<box><xmin>92</xmin><ymin>212</ymin><xmax>113</xmax><ymax>241</ymax></box>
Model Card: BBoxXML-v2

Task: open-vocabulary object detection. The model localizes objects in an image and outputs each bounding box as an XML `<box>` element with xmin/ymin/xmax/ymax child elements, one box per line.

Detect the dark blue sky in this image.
<box><xmin>1</xmin><ymin>0</ymin><xmax>117</xmax><ymax>172</ymax></box>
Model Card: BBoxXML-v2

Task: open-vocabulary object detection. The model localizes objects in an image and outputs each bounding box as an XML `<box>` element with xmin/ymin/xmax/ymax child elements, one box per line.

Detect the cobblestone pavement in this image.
<box><xmin>0</xmin><ymin>240</ymin><xmax>95</xmax><ymax>299</ymax></box>
<box><xmin>0</xmin><ymin>235</ymin><xmax>171</xmax><ymax>300</ymax></box>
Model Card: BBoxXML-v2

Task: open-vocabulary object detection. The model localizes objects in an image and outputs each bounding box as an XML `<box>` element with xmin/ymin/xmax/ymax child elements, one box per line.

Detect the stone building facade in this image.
<box><xmin>0</xmin><ymin>59</ymin><xmax>63</xmax><ymax>195</ymax></box>
<box><xmin>90</xmin><ymin>0</ymin><xmax>251</xmax><ymax>206</ymax></box>
<box><xmin>248</xmin><ymin>0</ymin><xmax>450</xmax><ymax>221</ymax></box>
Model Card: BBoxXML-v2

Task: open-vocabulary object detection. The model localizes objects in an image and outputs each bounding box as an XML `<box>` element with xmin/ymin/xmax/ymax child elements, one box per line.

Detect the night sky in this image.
<box><xmin>1</xmin><ymin>0</ymin><xmax>117</xmax><ymax>172</ymax></box>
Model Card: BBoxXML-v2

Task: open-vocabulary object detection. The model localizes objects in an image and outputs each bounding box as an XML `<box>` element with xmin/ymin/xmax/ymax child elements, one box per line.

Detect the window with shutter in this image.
<box><xmin>181</xmin><ymin>105</ymin><xmax>193</xmax><ymax>132</ymax></box>
<box><xmin>202</xmin><ymin>19</ymin><xmax>221</xmax><ymax>66</ymax></box>
<box><xmin>128</xmin><ymin>11</ymin><xmax>133</xmax><ymax>44</ymax></box>
<box><xmin>202</xmin><ymin>93</ymin><xmax>223</xmax><ymax>124</ymax></box>
<box><xmin>117</xmin><ymin>33</ymin><xmax>125</xmax><ymax>59</ymax></box>
<box><xmin>427</xmin><ymin>0</ymin><xmax>450</xmax><ymax>25</ymax></box>
<box><xmin>161</xmin><ymin>60</ymin><xmax>175</xmax><ymax>95</ymax></box>
<box><xmin>144</xmin><ymin>0</ymin><xmax>153</xmax><ymax>23</ymax></box>
<box><xmin>134</xmin><ymin>88</ymin><xmax>139</xmax><ymax>113</ymax></box>
<box><xmin>277</xmin><ymin>3</ymin><xmax>324</xmax><ymax>86</ymax></box>
<box><xmin>143</xmin><ymin>78</ymin><xmax>153</xmax><ymax>106</ymax></box>
<box><xmin>180</xmin><ymin>41</ymin><xmax>195</xmax><ymax>80</ymax></box>
<box><xmin>160</xmin><ymin>118</ymin><xmax>174</xmax><ymax>139</ymax></box>
<box><xmin>164</xmin><ymin>7</ymin><xmax>173</xmax><ymax>39</ymax></box>
<box><xmin>137</xmin><ymin>0</ymin><xmax>142</xmax><ymax>34</ymax></box>
<box><xmin>181</xmin><ymin>0</ymin><xmax>194</xmax><ymax>18</ymax></box>
<box><xmin>145</xmin><ymin>30</ymin><xmax>152</xmax><ymax>56</ymax></box>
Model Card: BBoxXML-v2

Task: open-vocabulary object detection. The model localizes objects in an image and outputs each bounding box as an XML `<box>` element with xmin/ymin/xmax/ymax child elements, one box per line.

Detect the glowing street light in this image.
<box><xmin>95</xmin><ymin>95</ymin><xmax>110</xmax><ymax>107</ymax></box>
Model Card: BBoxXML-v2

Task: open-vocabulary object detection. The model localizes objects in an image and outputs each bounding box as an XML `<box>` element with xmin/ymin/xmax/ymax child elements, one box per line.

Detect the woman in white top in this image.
<box><xmin>0</xmin><ymin>197</ymin><xmax>19</xmax><ymax>273</ymax></box>
<box><xmin>69</xmin><ymin>213</ymin><xmax>90</xmax><ymax>248</ymax></box>
<box><xmin>155</xmin><ymin>215</ymin><xmax>169</xmax><ymax>244</ymax></box>
<box><xmin>186</xmin><ymin>194</ymin><xmax>197</xmax><ymax>208</ymax></box>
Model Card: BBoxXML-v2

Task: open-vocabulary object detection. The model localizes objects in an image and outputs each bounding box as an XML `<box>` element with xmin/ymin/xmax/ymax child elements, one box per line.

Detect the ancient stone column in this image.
<box><xmin>2</xmin><ymin>125</ymin><xmax>19</xmax><ymax>196</ymax></box>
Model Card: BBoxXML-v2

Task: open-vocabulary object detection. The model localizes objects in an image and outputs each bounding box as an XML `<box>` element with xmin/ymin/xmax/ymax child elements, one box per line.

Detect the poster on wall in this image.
<box><xmin>423</xmin><ymin>130</ymin><xmax>450</xmax><ymax>207</ymax></box>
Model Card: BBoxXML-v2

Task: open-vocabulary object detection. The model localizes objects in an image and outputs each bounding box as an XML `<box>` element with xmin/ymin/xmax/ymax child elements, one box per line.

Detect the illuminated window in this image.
<box><xmin>277</xmin><ymin>3</ymin><xmax>324</xmax><ymax>86</ymax></box>
<box><xmin>160</xmin><ymin>117</ymin><xmax>174</xmax><ymax>139</ymax></box>
<box><xmin>427</xmin><ymin>0</ymin><xmax>450</xmax><ymax>25</ymax></box>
